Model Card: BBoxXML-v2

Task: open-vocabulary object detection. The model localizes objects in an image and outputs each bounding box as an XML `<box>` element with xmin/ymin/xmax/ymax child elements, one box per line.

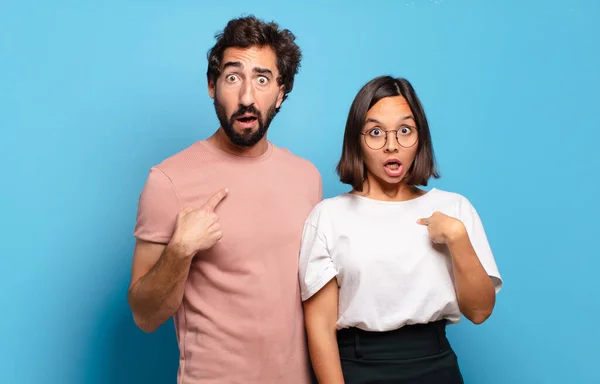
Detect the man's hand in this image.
<box><xmin>171</xmin><ymin>188</ymin><xmax>229</xmax><ymax>258</ymax></box>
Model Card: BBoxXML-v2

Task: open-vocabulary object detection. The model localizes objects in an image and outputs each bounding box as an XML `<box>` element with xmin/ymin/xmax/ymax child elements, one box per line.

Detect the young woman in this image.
<box><xmin>299</xmin><ymin>76</ymin><xmax>503</xmax><ymax>383</ymax></box>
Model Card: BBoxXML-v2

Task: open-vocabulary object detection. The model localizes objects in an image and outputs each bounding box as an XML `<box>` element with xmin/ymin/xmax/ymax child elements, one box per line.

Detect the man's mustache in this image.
<box><xmin>231</xmin><ymin>105</ymin><xmax>261</xmax><ymax>120</ymax></box>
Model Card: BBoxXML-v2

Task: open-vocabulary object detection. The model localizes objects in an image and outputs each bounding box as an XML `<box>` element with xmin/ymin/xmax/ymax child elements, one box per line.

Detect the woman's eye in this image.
<box><xmin>400</xmin><ymin>127</ymin><xmax>412</xmax><ymax>135</ymax></box>
<box><xmin>369</xmin><ymin>128</ymin><xmax>382</xmax><ymax>136</ymax></box>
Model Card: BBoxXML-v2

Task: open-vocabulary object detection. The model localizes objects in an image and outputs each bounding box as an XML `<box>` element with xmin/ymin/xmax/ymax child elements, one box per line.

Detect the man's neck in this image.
<box><xmin>207</xmin><ymin>128</ymin><xmax>269</xmax><ymax>158</ymax></box>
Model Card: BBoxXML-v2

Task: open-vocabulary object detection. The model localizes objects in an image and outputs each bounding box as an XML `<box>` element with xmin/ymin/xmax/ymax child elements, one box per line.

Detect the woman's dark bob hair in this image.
<box><xmin>336</xmin><ymin>76</ymin><xmax>440</xmax><ymax>191</ymax></box>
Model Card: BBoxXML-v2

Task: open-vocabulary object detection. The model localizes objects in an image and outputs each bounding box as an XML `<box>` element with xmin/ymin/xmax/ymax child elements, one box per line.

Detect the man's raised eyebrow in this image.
<box><xmin>223</xmin><ymin>61</ymin><xmax>243</xmax><ymax>70</ymax></box>
<box><xmin>254</xmin><ymin>67</ymin><xmax>273</xmax><ymax>76</ymax></box>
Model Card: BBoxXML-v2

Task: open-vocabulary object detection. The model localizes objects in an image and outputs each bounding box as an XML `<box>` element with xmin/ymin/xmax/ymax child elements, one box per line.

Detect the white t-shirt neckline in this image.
<box><xmin>341</xmin><ymin>188</ymin><xmax>439</xmax><ymax>206</ymax></box>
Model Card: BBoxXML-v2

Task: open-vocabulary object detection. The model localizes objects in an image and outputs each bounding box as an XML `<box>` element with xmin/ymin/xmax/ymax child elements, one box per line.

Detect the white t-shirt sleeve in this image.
<box><xmin>458</xmin><ymin>197</ymin><xmax>503</xmax><ymax>293</ymax></box>
<box><xmin>298</xmin><ymin>220</ymin><xmax>338</xmax><ymax>301</ymax></box>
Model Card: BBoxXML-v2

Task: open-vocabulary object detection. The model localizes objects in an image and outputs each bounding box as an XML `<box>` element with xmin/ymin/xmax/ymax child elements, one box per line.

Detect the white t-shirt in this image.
<box><xmin>298</xmin><ymin>188</ymin><xmax>503</xmax><ymax>332</ymax></box>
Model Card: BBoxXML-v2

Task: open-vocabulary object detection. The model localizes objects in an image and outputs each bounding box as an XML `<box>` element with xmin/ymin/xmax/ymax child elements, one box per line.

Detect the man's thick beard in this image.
<box><xmin>214</xmin><ymin>97</ymin><xmax>278</xmax><ymax>147</ymax></box>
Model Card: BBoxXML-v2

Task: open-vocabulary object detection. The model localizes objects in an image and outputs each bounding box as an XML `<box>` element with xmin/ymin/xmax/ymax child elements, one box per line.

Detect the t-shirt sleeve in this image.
<box><xmin>133</xmin><ymin>167</ymin><xmax>181</xmax><ymax>244</ymax></box>
<box><xmin>309</xmin><ymin>163</ymin><xmax>323</xmax><ymax>205</ymax></box>
<box><xmin>458</xmin><ymin>196</ymin><xmax>503</xmax><ymax>293</ymax></box>
<box><xmin>298</xmin><ymin>219</ymin><xmax>338</xmax><ymax>301</ymax></box>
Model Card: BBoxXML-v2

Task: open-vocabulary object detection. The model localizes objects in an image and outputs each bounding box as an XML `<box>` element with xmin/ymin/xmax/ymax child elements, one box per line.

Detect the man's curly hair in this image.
<box><xmin>206</xmin><ymin>15</ymin><xmax>302</xmax><ymax>111</ymax></box>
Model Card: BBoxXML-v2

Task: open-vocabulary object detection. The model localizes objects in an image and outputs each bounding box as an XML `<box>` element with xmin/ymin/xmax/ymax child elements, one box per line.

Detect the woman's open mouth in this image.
<box><xmin>383</xmin><ymin>159</ymin><xmax>403</xmax><ymax>177</ymax></box>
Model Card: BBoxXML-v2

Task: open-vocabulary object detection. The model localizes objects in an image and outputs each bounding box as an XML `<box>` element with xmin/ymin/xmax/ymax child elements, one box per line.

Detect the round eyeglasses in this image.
<box><xmin>360</xmin><ymin>127</ymin><xmax>418</xmax><ymax>150</ymax></box>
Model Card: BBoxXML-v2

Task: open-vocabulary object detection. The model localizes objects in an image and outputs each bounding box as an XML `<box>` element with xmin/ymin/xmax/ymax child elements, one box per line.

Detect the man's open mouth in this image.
<box><xmin>236</xmin><ymin>115</ymin><xmax>258</xmax><ymax>123</ymax></box>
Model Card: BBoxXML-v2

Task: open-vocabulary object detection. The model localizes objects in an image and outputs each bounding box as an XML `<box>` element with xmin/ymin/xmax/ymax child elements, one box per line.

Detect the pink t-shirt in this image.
<box><xmin>133</xmin><ymin>139</ymin><xmax>322</xmax><ymax>384</ymax></box>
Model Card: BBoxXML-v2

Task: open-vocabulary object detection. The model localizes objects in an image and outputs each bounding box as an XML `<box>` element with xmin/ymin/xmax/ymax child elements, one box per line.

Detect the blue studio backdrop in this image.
<box><xmin>1</xmin><ymin>0</ymin><xmax>599</xmax><ymax>383</ymax></box>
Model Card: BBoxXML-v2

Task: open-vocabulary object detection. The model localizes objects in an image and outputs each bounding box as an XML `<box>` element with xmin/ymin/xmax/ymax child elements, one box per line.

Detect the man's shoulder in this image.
<box><xmin>272</xmin><ymin>144</ymin><xmax>321</xmax><ymax>179</ymax></box>
<box><xmin>153</xmin><ymin>140</ymin><xmax>211</xmax><ymax>175</ymax></box>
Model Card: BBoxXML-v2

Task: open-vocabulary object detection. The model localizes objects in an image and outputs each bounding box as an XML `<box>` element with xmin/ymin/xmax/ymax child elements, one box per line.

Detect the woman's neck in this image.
<box><xmin>353</xmin><ymin>176</ymin><xmax>425</xmax><ymax>202</ymax></box>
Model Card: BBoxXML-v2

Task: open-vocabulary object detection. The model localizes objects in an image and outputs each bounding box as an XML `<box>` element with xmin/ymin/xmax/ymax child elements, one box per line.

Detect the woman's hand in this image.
<box><xmin>418</xmin><ymin>211</ymin><xmax>496</xmax><ymax>324</ymax></box>
<box><xmin>417</xmin><ymin>211</ymin><xmax>467</xmax><ymax>244</ymax></box>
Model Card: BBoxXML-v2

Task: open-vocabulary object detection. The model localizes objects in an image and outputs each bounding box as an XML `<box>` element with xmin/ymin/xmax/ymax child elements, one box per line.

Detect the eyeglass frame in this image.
<box><xmin>359</xmin><ymin>127</ymin><xmax>419</xmax><ymax>150</ymax></box>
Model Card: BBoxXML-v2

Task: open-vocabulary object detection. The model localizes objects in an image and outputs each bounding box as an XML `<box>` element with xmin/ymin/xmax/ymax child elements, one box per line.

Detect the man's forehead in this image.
<box><xmin>221</xmin><ymin>46</ymin><xmax>278</xmax><ymax>72</ymax></box>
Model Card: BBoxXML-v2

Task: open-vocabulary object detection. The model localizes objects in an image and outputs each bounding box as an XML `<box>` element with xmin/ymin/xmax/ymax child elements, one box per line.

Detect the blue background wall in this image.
<box><xmin>2</xmin><ymin>0</ymin><xmax>599</xmax><ymax>383</ymax></box>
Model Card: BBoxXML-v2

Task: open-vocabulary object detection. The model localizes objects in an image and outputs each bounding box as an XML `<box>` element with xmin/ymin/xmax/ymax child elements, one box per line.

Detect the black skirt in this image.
<box><xmin>336</xmin><ymin>320</ymin><xmax>464</xmax><ymax>384</ymax></box>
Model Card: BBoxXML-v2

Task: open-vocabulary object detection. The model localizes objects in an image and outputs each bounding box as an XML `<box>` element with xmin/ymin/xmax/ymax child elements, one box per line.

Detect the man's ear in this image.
<box><xmin>208</xmin><ymin>78</ymin><xmax>216</xmax><ymax>99</ymax></box>
<box><xmin>275</xmin><ymin>85</ymin><xmax>284</xmax><ymax>109</ymax></box>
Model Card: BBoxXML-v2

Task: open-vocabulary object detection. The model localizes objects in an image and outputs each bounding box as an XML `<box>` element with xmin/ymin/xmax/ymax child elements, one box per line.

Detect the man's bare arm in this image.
<box><xmin>127</xmin><ymin>188</ymin><xmax>229</xmax><ymax>332</ymax></box>
<box><xmin>127</xmin><ymin>240</ymin><xmax>193</xmax><ymax>332</ymax></box>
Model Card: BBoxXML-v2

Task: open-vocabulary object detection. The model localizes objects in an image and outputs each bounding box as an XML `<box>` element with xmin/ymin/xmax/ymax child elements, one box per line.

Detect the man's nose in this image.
<box><xmin>239</xmin><ymin>81</ymin><xmax>255</xmax><ymax>106</ymax></box>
